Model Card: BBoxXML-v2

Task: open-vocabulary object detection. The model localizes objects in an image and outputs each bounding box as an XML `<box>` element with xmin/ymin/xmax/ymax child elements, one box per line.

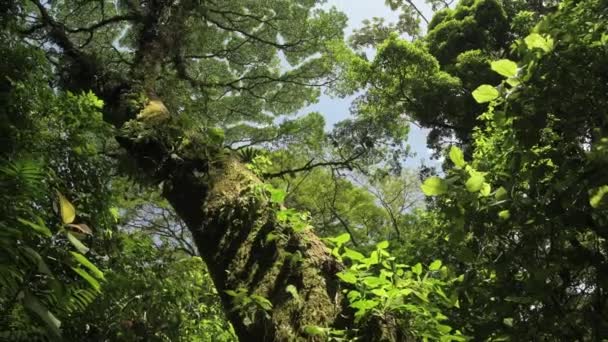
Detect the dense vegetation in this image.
<box><xmin>1</xmin><ymin>0</ymin><xmax>606</xmax><ymax>340</ymax></box>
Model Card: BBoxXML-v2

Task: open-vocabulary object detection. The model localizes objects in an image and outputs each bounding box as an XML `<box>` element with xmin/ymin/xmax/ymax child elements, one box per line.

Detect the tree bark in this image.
<box><xmin>116</xmin><ymin>113</ymin><xmax>349</xmax><ymax>340</ymax></box>
<box><xmin>24</xmin><ymin>2</ymin><xmax>401</xmax><ymax>339</ymax></box>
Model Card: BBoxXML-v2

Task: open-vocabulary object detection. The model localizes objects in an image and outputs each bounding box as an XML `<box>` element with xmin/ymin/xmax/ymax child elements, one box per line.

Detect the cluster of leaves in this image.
<box><xmin>417</xmin><ymin>1</ymin><xmax>608</xmax><ymax>338</ymax></box>
<box><xmin>63</xmin><ymin>231</ymin><xmax>236</xmax><ymax>341</ymax></box>
<box><xmin>320</xmin><ymin>234</ymin><xmax>464</xmax><ymax>341</ymax></box>
<box><xmin>0</xmin><ymin>35</ymin><xmax>114</xmax><ymax>339</ymax></box>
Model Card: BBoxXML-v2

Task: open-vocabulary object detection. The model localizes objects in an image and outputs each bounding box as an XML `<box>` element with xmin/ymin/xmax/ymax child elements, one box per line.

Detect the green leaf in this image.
<box><xmin>491</xmin><ymin>59</ymin><xmax>518</xmax><ymax>78</ymax></box>
<box><xmin>437</xmin><ymin>324</ymin><xmax>452</xmax><ymax>334</ymax></box>
<box><xmin>465</xmin><ymin>174</ymin><xmax>485</xmax><ymax>192</ymax></box>
<box><xmin>495</xmin><ymin>186</ymin><xmax>508</xmax><ymax>200</ymax></box>
<box><xmin>503</xmin><ymin>317</ymin><xmax>514</xmax><ymax>327</ymax></box>
<box><xmin>498</xmin><ymin>210</ymin><xmax>511</xmax><ymax>220</ymax></box>
<box><xmin>71</xmin><ymin>267</ymin><xmax>100</xmax><ymax>292</ymax></box>
<box><xmin>342</xmin><ymin>247</ymin><xmax>365</xmax><ymax>261</ymax></box>
<box><xmin>376</xmin><ymin>240</ymin><xmax>389</xmax><ymax>250</ymax></box>
<box><xmin>472</xmin><ymin>85</ymin><xmax>499</xmax><ymax>103</ymax></box>
<box><xmin>421</xmin><ymin>176</ymin><xmax>447</xmax><ymax>196</ymax></box>
<box><xmin>525</xmin><ymin>33</ymin><xmax>553</xmax><ymax>52</ymax></box>
<box><xmin>18</xmin><ymin>218</ymin><xmax>52</xmax><ymax>237</ymax></box>
<box><xmin>590</xmin><ymin>185</ymin><xmax>608</xmax><ymax>208</ymax></box>
<box><xmin>412</xmin><ymin>263</ymin><xmax>422</xmax><ymax>276</ymax></box>
<box><xmin>66</xmin><ymin>232</ymin><xmax>89</xmax><ymax>254</ymax></box>
<box><xmin>480</xmin><ymin>183</ymin><xmax>492</xmax><ymax>197</ymax></box>
<box><xmin>268</xmin><ymin>187</ymin><xmax>286</xmax><ymax>204</ymax></box>
<box><xmin>328</xmin><ymin>233</ymin><xmax>350</xmax><ymax>247</ymax></box>
<box><xmin>449</xmin><ymin>146</ymin><xmax>466</xmax><ymax>168</ymax></box>
<box><xmin>70</xmin><ymin>252</ymin><xmax>104</xmax><ymax>280</ymax></box>
<box><xmin>23</xmin><ymin>293</ymin><xmax>61</xmax><ymax>336</ymax></box>
<box><xmin>303</xmin><ymin>325</ymin><xmax>327</xmax><ymax>336</ymax></box>
<box><xmin>429</xmin><ymin>260</ymin><xmax>442</xmax><ymax>271</ymax></box>
<box><xmin>337</xmin><ymin>271</ymin><xmax>357</xmax><ymax>284</ymax></box>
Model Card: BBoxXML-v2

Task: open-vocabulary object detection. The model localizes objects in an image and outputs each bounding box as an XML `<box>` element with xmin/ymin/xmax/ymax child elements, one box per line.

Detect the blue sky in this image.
<box><xmin>302</xmin><ymin>0</ymin><xmax>441</xmax><ymax>167</ymax></box>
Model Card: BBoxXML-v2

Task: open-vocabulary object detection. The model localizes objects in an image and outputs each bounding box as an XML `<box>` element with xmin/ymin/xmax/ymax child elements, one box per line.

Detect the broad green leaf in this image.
<box><xmin>437</xmin><ymin>324</ymin><xmax>452</xmax><ymax>334</ymax></box>
<box><xmin>23</xmin><ymin>293</ymin><xmax>61</xmax><ymax>336</ymax></box>
<box><xmin>429</xmin><ymin>260</ymin><xmax>442</xmax><ymax>271</ymax></box>
<box><xmin>590</xmin><ymin>185</ymin><xmax>608</xmax><ymax>208</ymax></box>
<box><xmin>421</xmin><ymin>176</ymin><xmax>447</xmax><ymax>196</ymax></box>
<box><xmin>342</xmin><ymin>247</ymin><xmax>365</xmax><ymax>261</ymax></box>
<box><xmin>70</xmin><ymin>252</ymin><xmax>104</xmax><ymax>280</ymax></box>
<box><xmin>449</xmin><ymin>146</ymin><xmax>465</xmax><ymax>168</ymax></box>
<box><xmin>66</xmin><ymin>232</ymin><xmax>89</xmax><ymax>254</ymax></box>
<box><xmin>480</xmin><ymin>183</ymin><xmax>492</xmax><ymax>197</ymax></box>
<box><xmin>465</xmin><ymin>174</ymin><xmax>485</xmax><ymax>192</ymax></box>
<box><xmin>18</xmin><ymin>218</ymin><xmax>52</xmax><ymax>237</ymax></box>
<box><xmin>491</xmin><ymin>59</ymin><xmax>518</xmax><ymax>78</ymax></box>
<box><xmin>57</xmin><ymin>191</ymin><xmax>76</xmax><ymax>224</ymax></box>
<box><xmin>498</xmin><ymin>210</ymin><xmax>511</xmax><ymax>220</ymax></box>
<box><xmin>525</xmin><ymin>33</ymin><xmax>553</xmax><ymax>52</ymax></box>
<box><xmin>495</xmin><ymin>186</ymin><xmax>508</xmax><ymax>200</ymax></box>
<box><xmin>71</xmin><ymin>267</ymin><xmax>100</xmax><ymax>292</ymax></box>
<box><xmin>376</xmin><ymin>240</ymin><xmax>389</xmax><ymax>250</ymax></box>
<box><xmin>329</xmin><ymin>233</ymin><xmax>350</xmax><ymax>247</ymax></box>
<box><xmin>503</xmin><ymin>317</ymin><xmax>514</xmax><ymax>327</ymax></box>
<box><xmin>337</xmin><ymin>271</ymin><xmax>357</xmax><ymax>284</ymax></box>
<box><xmin>412</xmin><ymin>263</ymin><xmax>422</xmax><ymax>275</ymax></box>
<box><xmin>472</xmin><ymin>85</ymin><xmax>499</xmax><ymax>103</ymax></box>
<box><xmin>268</xmin><ymin>187</ymin><xmax>286</xmax><ymax>204</ymax></box>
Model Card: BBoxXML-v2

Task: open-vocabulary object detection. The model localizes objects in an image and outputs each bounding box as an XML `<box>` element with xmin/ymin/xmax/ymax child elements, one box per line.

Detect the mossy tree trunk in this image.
<box><xmin>113</xmin><ymin>97</ymin><xmax>349</xmax><ymax>340</ymax></box>
<box><xmin>26</xmin><ymin>2</ymin><xmax>400</xmax><ymax>339</ymax></box>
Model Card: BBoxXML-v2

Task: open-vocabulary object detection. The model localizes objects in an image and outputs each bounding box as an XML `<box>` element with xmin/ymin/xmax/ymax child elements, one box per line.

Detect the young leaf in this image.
<box><xmin>268</xmin><ymin>187</ymin><xmax>286</xmax><ymax>204</ymax></box>
<box><xmin>429</xmin><ymin>260</ymin><xmax>442</xmax><ymax>271</ymax></box>
<box><xmin>337</xmin><ymin>271</ymin><xmax>357</xmax><ymax>284</ymax></box>
<box><xmin>465</xmin><ymin>174</ymin><xmax>485</xmax><ymax>192</ymax></box>
<box><xmin>342</xmin><ymin>247</ymin><xmax>365</xmax><ymax>261</ymax></box>
<box><xmin>328</xmin><ymin>233</ymin><xmax>350</xmax><ymax>247</ymax></box>
<box><xmin>412</xmin><ymin>263</ymin><xmax>423</xmax><ymax>276</ymax></box>
<box><xmin>66</xmin><ymin>232</ymin><xmax>89</xmax><ymax>254</ymax></box>
<box><xmin>57</xmin><ymin>191</ymin><xmax>76</xmax><ymax>224</ymax></box>
<box><xmin>421</xmin><ymin>176</ymin><xmax>447</xmax><ymax>196</ymax></box>
<box><xmin>495</xmin><ymin>186</ymin><xmax>508</xmax><ymax>200</ymax></box>
<box><xmin>480</xmin><ymin>183</ymin><xmax>492</xmax><ymax>197</ymax></box>
<box><xmin>498</xmin><ymin>210</ymin><xmax>511</xmax><ymax>220</ymax></box>
<box><xmin>491</xmin><ymin>59</ymin><xmax>518</xmax><ymax>78</ymax></box>
<box><xmin>472</xmin><ymin>85</ymin><xmax>499</xmax><ymax>103</ymax></box>
<box><xmin>376</xmin><ymin>241</ymin><xmax>389</xmax><ymax>250</ymax></box>
<box><xmin>525</xmin><ymin>33</ymin><xmax>553</xmax><ymax>52</ymax></box>
<box><xmin>449</xmin><ymin>146</ymin><xmax>465</xmax><ymax>168</ymax></box>
<box><xmin>589</xmin><ymin>185</ymin><xmax>608</xmax><ymax>208</ymax></box>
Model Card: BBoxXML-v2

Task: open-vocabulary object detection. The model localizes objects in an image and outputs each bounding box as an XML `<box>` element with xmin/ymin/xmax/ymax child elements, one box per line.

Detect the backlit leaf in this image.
<box><xmin>57</xmin><ymin>191</ymin><xmax>76</xmax><ymax>224</ymax></box>
<box><xmin>472</xmin><ymin>85</ymin><xmax>499</xmax><ymax>103</ymax></box>
<box><xmin>491</xmin><ymin>59</ymin><xmax>518</xmax><ymax>78</ymax></box>
<box><xmin>421</xmin><ymin>176</ymin><xmax>447</xmax><ymax>196</ymax></box>
<box><xmin>449</xmin><ymin>146</ymin><xmax>465</xmax><ymax>168</ymax></box>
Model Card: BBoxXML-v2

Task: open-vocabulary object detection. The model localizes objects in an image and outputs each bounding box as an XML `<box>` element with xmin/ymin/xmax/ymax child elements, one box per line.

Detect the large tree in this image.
<box><xmin>3</xmin><ymin>0</ymin><xmax>362</xmax><ymax>340</ymax></box>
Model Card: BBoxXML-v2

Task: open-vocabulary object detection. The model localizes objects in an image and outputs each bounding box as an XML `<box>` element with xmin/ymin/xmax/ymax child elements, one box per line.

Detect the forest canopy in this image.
<box><xmin>1</xmin><ymin>0</ymin><xmax>607</xmax><ymax>341</ymax></box>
